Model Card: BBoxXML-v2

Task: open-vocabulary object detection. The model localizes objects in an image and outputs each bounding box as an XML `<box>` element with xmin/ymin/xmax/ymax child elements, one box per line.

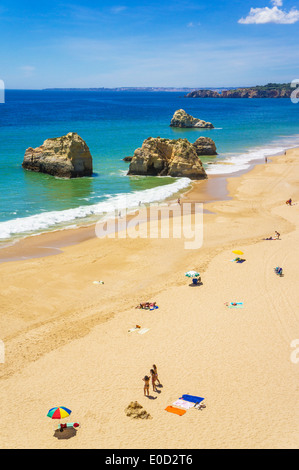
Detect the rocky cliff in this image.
<box><xmin>186</xmin><ymin>85</ymin><xmax>292</xmax><ymax>98</ymax></box>
<box><xmin>22</xmin><ymin>132</ymin><xmax>93</xmax><ymax>178</ymax></box>
<box><xmin>127</xmin><ymin>137</ymin><xmax>207</xmax><ymax>180</ymax></box>
<box><xmin>170</xmin><ymin>109</ymin><xmax>214</xmax><ymax>128</ymax></box>
<box><xmin>193</xmin><ymin>137</ymin><xmax>217</xmax><ymax>156</ymax></box>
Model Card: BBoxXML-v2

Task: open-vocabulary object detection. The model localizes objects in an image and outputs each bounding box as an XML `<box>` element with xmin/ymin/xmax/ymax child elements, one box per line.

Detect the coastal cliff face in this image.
<box><xmin>170</xmin><ymin>109</ymin><xmax>214</xmax><ymax>128</ymax></box>
<box><xmin>128</xmin><ymin>137</ymin><xmax>207</xmax><ymax>180</ymax></box>
<box><xmin>186</xmin><ymin>87</ymin><xmax>292</xmax><ymax>98</ymax></box>
<box><xmin>22</xmin><ymin>132</ymin><xmax>93</xmax><ymax>178</ymax></box>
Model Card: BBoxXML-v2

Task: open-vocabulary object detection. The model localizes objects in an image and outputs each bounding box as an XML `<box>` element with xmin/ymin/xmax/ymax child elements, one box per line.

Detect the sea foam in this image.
<box><xmin>0</xmin><ymin>177</ymin><xmax>191</xmax><ymax>240</ymax></box>
<box><xmin>207</xmin><ymin>135</ymin><xmax>299</xmax><ymax>175</ymax></box>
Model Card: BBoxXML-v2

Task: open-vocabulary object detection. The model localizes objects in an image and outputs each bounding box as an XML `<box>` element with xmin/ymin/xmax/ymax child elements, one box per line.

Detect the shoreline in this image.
<box><xmin>0</xmin><ymin>148</ymin><xmax>285</xmax><ymax>263</ymax></box>
<box><xmin>0</xmin><ymin>146</ymin><xmax>298</xmax><ymax>448</ymax></box>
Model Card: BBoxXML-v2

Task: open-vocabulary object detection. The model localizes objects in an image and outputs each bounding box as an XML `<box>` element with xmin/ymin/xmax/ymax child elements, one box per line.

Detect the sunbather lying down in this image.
<box><xmin>136</xmin><ymin>302</ymin><xmax>157</xmax><ymax>309</ymax></box>
<box><xmin>233</xmin><ymin>257</ymin><xmax>246</xmax><ymax>263</ymax></box>
<box><xmin>57</xmin><ymin>423</ymin><xmax>80</xmax><ymax>432</ymax></box>
<box><xmin>263</xmin><ymin>231</ymin><xmax>280</xmax><ymax>240</ymax></box>
<box><xmin>225</xmin><ymin>302</ymin><xmax>243</xmax><ymax>306</ymax></box>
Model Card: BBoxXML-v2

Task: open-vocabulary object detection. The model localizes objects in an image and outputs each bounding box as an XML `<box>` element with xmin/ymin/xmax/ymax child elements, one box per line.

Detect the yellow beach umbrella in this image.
<box><xmin>232</xmin><ymin>250</ymin><xmax>243</xmax><ymax>255</ymax></box>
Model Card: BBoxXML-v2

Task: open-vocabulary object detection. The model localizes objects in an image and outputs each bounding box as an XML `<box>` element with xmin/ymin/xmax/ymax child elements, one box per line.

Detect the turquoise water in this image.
<box><xmin>0</xmin><ymin>90</ymin><xmax>299</xmax><ymax>240</ymax></box>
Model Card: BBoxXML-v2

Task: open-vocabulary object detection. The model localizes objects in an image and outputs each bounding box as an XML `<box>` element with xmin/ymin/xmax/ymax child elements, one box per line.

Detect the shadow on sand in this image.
<box><xmin>53</xmin><ymin>428</ymin><xmax>78</xmax><ymax>440</ymax></box>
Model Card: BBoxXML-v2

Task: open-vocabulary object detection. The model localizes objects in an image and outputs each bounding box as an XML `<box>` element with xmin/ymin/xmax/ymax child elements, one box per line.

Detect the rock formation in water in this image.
<box><xmin>123</xmin><ymin>156</ymin><xmax>133</xmax><ymax>162</ymax></box>
<box><xmin>128</xmin><ymin>137</ymin><xmax>207</xmax><ymax>180</ymax></box>
<box><xmin>170</xmin><ymin>109</ymin><xmax>214</xmax><ymax>128</ymax></box>
<box><xmin>22</xmin><ymin>132</ymin><xmax>93</xmax><ymax>178</ymax></box>
<box><xmin>193</xmin><ymin>137</ymin><xmax>217</xmax><ymax>156</ymax></box>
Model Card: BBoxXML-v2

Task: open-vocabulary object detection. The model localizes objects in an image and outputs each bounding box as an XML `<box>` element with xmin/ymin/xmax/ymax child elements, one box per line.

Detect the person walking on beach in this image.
<box><xmin>265</xmin><ymin>157</ymin><xmax>268</xmax><ymax>163</ymax></box>
<box><xmin>143</xmin><ymin>375</ymin><xmax>150</xmax><ymax>396</ymax></box>
<box><xmin>286</xmin><ymin>198</ymin><xmax>292</xmax><ymax>206</ymax></box>
<box><xmin>152</xmin><ymin>364</ymin><xmax>161</xmax><ymax>386</ymax></box>
<box><xmin>150</xmin><ymin>369</ymin><xmax>157</xmax><ymax>392</ymax></box>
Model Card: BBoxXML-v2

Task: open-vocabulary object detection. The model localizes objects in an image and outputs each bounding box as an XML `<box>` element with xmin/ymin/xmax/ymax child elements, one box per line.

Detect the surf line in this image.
<box><xmin>105</xmin><ymin>455</ymin><xmax>139</xmax><ymax>467</ymax></box>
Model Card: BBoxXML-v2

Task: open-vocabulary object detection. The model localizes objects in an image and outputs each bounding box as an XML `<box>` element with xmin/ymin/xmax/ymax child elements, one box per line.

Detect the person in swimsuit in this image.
<box><xmin>143</xmin><ymin>375</ymin><xmax>150</xmax><ymax>396</ymax></box>
<box><xmin>275</xmin><ymin>231</ymin><xmax>280</xmax><ymax>239</ymax></box>
<box><xmin>150</xmin><ymin>369</ymin><xmax>157</xmax><ymax>392</ymax></box>
<box><xmin>152</xmin><ymin>364</ymin><xmax>161</xmax><ymax>386</ymax></box>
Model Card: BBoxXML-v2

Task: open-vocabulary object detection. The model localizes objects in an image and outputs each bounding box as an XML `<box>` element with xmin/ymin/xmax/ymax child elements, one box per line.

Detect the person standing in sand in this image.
<box><xmin>143</xmin><ymin>376</ymin><xmax>150</xmax><ymax>396</ymax></box>
<box><xmin>150</xmin><ymin>369</ymin><xmax>157</xmax><ymax>392</ymax></box>
<box><xmin>152</xmin><ymin>364</ymin><xmax>161</xmax><ymax>386</ymax></box>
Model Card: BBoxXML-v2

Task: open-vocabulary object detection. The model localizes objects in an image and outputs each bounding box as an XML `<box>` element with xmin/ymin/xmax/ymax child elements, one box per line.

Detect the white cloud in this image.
<box><xmin>187</xmin><ymin>21</ymin><xmax>200</xmax><ymax>27</ymax></box>
<box><xmin>20</xmin><ymin>66</ymin><xmax>36</xmax><ymax>77</ymax></box>
<box><xmin>239</xmin><ymin>1</ymin><xmax>299</xmax><ymax>24</ymax></box>
<box><xmin>271</xmin><ymin>0</ymin><xmax>283</xmax><ymax>6</ymax></box>
<box><xmin>110</xmin><ymin>6</ymin><xmax>127</xmax><ymax>14</ymax></box>
<box><xmin>20</xmin><ymin>66</ymin><xmax>35</xmax><ymax>72</ymax></box>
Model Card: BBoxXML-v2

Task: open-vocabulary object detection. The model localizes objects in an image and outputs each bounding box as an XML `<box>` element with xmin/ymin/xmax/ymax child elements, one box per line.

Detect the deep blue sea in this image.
<box><xmin>0</xmin><ymin>90</ymin><xmax>299</xmax><ymax>242</ymax></box>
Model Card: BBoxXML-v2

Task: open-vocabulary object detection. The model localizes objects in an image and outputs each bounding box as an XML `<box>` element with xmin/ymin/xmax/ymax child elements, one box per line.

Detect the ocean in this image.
<box><xmin>0</xmin><ymin>90</ymin><xmax>299</xmax><ymax>242</ymax></box>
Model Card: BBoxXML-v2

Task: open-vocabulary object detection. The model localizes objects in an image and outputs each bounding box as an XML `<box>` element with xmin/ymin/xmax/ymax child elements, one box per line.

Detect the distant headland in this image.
<box><xmin>42</xmin><ymin>87</ymin><xmax>234</xmax><ymax>93</ymax></box>
<box><xmin>186</xmin><ymin>83</ymin><xmax>293</xmax><ymax>98</ymax></box>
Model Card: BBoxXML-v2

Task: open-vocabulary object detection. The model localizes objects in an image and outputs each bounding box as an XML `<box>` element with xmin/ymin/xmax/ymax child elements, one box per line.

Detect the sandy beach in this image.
<box><xmin>0</xmin><ymin>148</ymin><xmax>298</xmax><ymax>449</ymax></box>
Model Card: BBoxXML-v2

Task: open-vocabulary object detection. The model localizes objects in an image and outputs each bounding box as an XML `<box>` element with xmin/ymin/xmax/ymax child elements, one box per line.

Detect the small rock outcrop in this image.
<box><xmin>193</xmin><ymin>137</ymin><xmax>217</xmax><ymax>156</ymax></box>
<box><xmin>123</xmin><ymin>156</ymin><xmax>133</xmax><ymax>162</ymax></box>
<box><xmin>22</xmin><ymin>132</ymin><xmax>93</xmax><ymax>178</ymax></box>
<box><xmin>170</xmin><ymin>109</ymin><xmax>214</xmax><ymax>128</ymax></box>
<box><xmin>125</xmin><ymin>402</ymin><xmax>152</xmax><ymax>420</ymax></box>
<box><xmin>128</xmin><ymin>137</ymin><xmax>207</xmax><ymax>180</ymax></box>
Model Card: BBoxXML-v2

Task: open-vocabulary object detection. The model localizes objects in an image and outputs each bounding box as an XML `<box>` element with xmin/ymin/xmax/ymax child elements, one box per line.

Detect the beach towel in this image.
<box><xmin>172</xmin><ymin>399</ymin><xmax>195</xmax><ymax>410</ymax></box>
<box><xmin>165</xmin><ymin>406</ymin><xmax>186</xmax><ymax>416</ymax></box>
<box><xmin>57</xmin><ymin>423</ymin><xmax>80</xmax><ymax>430</ymax></box>
<box><xmin>128</xmin><ymin>327</ymin><xmax>141</xmax><ymax>333</ymax></box>
<box><xmin>138</xmin><ymin>328</ymin><xmax>150</xmax><ymax>335</ymax></box>
<box><xmin>180</xmin><ymin>394</ymin><xmax>205</xmax><ymax>404</ymax></box>
<box><xmin>227</xmin><ymin>302</ymin><xmax>243</xmax><ymax>308</ymax></box>
<box><xmin>150</xmin><ymin>306</ymin><xmax>159</xmax><ymax>310</ymax></box>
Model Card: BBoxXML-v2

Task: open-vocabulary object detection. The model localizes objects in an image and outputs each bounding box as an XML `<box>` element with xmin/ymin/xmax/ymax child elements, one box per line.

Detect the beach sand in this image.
<box><xmin>0</xmin><ymin>149</ymin><xmax>298</xmax><ymax>449</ymax></box>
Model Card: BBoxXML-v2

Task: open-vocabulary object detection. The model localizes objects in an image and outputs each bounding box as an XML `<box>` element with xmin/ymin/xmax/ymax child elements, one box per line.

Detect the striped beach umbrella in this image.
<box><xmin>47</xmin><ymin>407</ymin><xmax>72</xmax><ymax>420</ymax></box>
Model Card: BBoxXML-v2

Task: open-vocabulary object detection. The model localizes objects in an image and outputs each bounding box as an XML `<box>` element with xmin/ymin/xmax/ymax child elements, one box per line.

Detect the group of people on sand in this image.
<box><xmin>143</xmin><ymin>364</ymin><xmax>161</xmax><ymax>396</ymax></box>
<box><xmin>264</xmin><ymin>230</ymin><xmax>281</xmax><ymax>240</ymax></box>
<box><xmin>136</xmin><ymin>302</ymin><xmax>157</xmax><ymax>310</ymax></box>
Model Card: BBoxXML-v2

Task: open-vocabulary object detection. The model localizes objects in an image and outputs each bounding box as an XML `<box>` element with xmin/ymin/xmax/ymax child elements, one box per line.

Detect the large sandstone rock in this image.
<box><xmin>128</xmin><ymin>137</ymin><xmax>207</xmax><ymax>180</ymax></box>
<box><xmin>125</xmin><ymin>401</ymin><xmax>152</xmax><ymax>420</ymax></box>
<box><xmin>170</xmin><ymin>109</ymin><xmax>214</xmax><ymax>128</ymax></box>
<box><xmin>193</xmin><ymin>137</ymin><xmax>217</xmax><ymax>156</ymax></box>
<box><xmin>22</xmin><ymin>132</ymin><xmax>93</xmax><ymax>178</ymax></box>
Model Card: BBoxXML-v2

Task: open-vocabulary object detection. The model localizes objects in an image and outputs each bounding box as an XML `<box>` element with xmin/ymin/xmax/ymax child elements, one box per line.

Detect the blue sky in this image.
<box><xmin>1</xmin><ymin>0</ymin><xmax>299</xmax><ymax>88</ymax></box>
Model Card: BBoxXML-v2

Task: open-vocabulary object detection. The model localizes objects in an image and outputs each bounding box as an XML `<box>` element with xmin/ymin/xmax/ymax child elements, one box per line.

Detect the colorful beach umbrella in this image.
<box><xmin>47</xmin><ymin>407</ymin><xmax>72</xmax><ymax>420</ymax></box>
<box><xmin>185</xmin><ymin>270</ymin><xmax>200</xmax><ymax>278</ymax></box>
<box><xmin>232</xmin><ymin>250</ymin><xmax>243</xmax><ymax>255</ymax></box>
